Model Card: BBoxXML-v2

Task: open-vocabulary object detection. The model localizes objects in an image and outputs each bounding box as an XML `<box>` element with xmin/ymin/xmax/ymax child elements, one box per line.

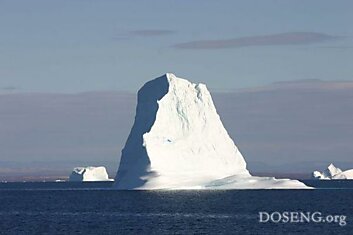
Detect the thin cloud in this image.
<box><xmin>130</xmin><ymin>29</ymin><xmax>175</xmax><ymax>37</ymax></box>
<box><xmin>1</xmin><ymin>86</ymin><xmax>18</xmax><ymax>91</ymax></box>
<box><xmin>114</xmin><ymin>29</ymin><xmax>175</xmax><ymax>40</ymax></box>
<box><xmin>237</xmin><ymin>79</ymin><xmax>353</xmax><ymax>93</ymax></box>
<box><xmin>318</xmin><ymin>46</ymin><xmax>353</xmax><ymax>49</ymax></box>
<box><xmin>174</xmin><ymin>32</ymin><xmax>339</xmax><ymax>49</ymax></box>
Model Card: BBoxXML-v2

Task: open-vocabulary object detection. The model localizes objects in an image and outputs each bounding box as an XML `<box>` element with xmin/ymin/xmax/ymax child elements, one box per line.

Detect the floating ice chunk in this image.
<box><xmin>69</xmin><ymin>166</ymin><xmax>113</xmax><ymax>182</ymax></box>
<box><xmin>312</xmin><ymin>163</ymin><xmax>353</xmax><ymax>180</ymax></box>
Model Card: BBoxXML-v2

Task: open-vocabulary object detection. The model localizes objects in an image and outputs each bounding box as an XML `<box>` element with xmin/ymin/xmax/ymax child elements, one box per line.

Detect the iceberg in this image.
<box><xmin>312</xmin><ymin>164</ymin><xmax>353</xmax><ymax>180</ymax></box>
<box><xmin>114</xmin><ymin>73</ymin><xmax>308</xmax><ymax>189</ymax></box>
<box><xmin>69</xmin><ymin>166</ymin><xmax>113</xmax><ymax>182</ymax></box>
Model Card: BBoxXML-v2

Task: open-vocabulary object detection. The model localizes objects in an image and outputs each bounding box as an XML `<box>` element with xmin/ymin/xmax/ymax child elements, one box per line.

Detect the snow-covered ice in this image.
<box><xmin>312</xmin><ymin>163</ymin><xmax>353</xmax><ymax>180</ymax></box>
<box><xmin>114</xmin><ymin>73</ymin><xmax>308</xmax><ymax>189</ymax></box>
<box><xmin>69</xmin><ymin>166</ymin><xmax>113</xmax><ymax>182</ymax></box>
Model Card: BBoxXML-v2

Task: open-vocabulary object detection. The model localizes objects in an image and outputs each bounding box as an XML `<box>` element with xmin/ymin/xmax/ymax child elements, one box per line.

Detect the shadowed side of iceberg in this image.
<box><xmin>114</xmin><ymin>75</ymin><xmax>169</xmax><ymax>189</ymax></box>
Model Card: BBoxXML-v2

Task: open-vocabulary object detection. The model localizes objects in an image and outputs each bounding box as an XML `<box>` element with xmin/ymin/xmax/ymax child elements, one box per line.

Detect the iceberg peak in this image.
<box><xmin>165</xmin><ymin>72</ymin><xmax>176</xmax><ymax>79</ymax></box>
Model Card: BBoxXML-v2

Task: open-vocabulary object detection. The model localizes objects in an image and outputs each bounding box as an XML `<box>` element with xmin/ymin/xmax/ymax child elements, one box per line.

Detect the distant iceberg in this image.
<box><xmin>114</xmin><ymin>73</ymin><xmax>308</xmax><ymax>189</ymax></box>
<box><xmin>69</xmin><ymin>166</ymin><xmax>113</xmax><ymax>182</ymax></box>
<box><xmin>312</xmin><ymin>163</ymin><xmax>353</xmax><ymax>180</ymax></box>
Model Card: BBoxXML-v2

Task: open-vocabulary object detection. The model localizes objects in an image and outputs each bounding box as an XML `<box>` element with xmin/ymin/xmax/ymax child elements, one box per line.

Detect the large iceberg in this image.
<box><xmin>114</xmin><ymin>73</ymin><xmax>308</xmax><ymax>189</ymax></box>
<box><xmin>312</xmin><ymin>163</ymin><xmax>353</xmax><ymax>180</ymax></box>
<box><xmin>69</xmin><ymin>166</ymin><xmax>113</xmax><ymax>182</ymax></box>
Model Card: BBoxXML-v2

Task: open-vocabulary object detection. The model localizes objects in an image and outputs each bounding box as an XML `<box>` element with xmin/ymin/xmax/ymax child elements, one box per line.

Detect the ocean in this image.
<box><xmin>0</xmin><ymin>182</ymin><xmax>352</xmax><ymax>234</ymax></box>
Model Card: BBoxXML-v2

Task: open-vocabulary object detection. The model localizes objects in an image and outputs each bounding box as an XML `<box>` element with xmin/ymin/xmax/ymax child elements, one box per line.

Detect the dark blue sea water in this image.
<box><xmin>0</xmin><ymin>182</ymin><xmax>352</xmax><ymax>234</ymax></box>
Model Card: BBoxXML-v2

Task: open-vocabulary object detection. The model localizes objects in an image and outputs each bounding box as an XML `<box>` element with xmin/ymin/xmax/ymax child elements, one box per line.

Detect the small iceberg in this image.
<box><xmin>69</xmin><ymin>166</ymin><xmax>113</xmax><ymax>182</ymax></box>
<box><xmin>312</xmin><ymin>163</ymin><xmax>353</xmax><ymax>180</ymax></box>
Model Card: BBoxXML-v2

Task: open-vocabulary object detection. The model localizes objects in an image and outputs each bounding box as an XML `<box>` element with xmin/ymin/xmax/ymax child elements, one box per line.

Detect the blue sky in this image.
<box><xmin>1</xmin><ymin>0</ymin><xmax>353</xmax><ymax>92</ymax></box>
<box><xmin>1</xmin><ymin>1</ymin><xmax>353</xmax><ymax>179</ymax></box>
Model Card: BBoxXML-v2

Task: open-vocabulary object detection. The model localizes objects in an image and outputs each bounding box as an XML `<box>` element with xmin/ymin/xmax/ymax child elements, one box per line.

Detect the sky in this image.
<box><xmin>1</xmin><ymin>0</ymin><xmax>353</xmax><ymax>93</ymax></box>
<box><xmin>0</xmin><ymin>0</ymin><xmax>353</xmax><ymax>180</ymax></box>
